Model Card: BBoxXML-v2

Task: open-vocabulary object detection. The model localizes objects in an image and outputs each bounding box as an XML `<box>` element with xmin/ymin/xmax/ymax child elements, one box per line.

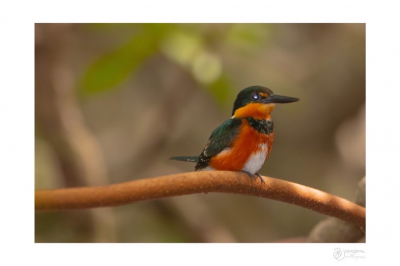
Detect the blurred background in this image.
<box><xmin>35</xmin><ymin>23</ymin><xmax>365</xmax><ymax>243</ymax></box>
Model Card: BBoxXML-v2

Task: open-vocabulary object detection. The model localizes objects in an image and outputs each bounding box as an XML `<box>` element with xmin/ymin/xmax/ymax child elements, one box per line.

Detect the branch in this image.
<box><xmin>35</xmin><ymin>171</ymin><xmax>366</xmax><ymax>231</ymax></box>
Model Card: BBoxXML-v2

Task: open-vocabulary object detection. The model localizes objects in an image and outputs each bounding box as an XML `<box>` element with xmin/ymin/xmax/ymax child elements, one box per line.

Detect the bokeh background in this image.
<box><xmin>35</xmin><ymin>23</ymin><xmax>365</xmax><ymax>243</ymax></box>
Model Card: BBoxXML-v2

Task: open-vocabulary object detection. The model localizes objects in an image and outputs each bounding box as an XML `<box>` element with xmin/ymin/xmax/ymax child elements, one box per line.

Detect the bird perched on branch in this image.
<box><xmin>171</xmin><ymin>86</ymin><xmax>299</xmax><ymax>183</ymax></box>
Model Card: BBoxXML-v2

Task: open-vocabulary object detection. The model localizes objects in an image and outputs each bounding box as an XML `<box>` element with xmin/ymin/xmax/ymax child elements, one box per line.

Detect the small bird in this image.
<box><xmin>171</xmin><ymin>86</ymin><xmax>299</xmax><ymax>183</ymax></box>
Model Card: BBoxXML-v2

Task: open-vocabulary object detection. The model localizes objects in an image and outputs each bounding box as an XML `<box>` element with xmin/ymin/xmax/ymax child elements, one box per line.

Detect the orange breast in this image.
<box><xmin>209</xmin><ymin>119</ymin><xmax>274</xmax><ymax>171</ymax></box>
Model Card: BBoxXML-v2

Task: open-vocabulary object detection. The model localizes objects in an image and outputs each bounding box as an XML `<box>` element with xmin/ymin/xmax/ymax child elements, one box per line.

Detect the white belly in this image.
<box><xmin>242</xmin><ymin>143</ymin><xmax>268</xmax><ymax>174</ymax></box>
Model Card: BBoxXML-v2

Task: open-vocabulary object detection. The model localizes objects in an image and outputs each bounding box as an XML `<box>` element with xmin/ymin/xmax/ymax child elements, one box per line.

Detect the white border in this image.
<box><xmin>1</xmin><ymin>0</ymin><xmax>399</xmax><ymax>265</ymax></box>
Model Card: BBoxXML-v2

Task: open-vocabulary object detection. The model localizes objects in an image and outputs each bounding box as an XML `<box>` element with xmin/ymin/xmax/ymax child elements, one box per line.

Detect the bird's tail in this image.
<box><xmin>170</xmin><ymin>156</ymin><xmax>199</xmax><ymax>162</ymax></box>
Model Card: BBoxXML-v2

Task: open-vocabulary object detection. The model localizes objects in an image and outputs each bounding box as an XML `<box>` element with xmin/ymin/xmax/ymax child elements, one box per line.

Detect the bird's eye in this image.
<box><xmin>252</xmin><ymin>93</ymin><xmax>259</xmax><ymax>100</ymax></box>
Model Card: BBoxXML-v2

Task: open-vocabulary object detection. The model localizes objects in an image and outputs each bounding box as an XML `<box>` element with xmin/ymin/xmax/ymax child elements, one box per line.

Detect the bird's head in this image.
<box><xmin>232</xmin><ymin>86</ymin><xmax>299</xmax><ymax>119</ymax></box>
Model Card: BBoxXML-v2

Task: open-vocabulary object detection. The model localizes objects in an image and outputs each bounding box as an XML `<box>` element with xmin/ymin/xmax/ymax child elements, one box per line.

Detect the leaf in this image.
<box><xmin>81</xmin><ymin>34</ymin><xmax>158</xmax><ymax>94</ymax></box>
<box><xmin>80</xmin><ymin>24</ymin><xmax>176</xmax><ymax>95</ymax></box>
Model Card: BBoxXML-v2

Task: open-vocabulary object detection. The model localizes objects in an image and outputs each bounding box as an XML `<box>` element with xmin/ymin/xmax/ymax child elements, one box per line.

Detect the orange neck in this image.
<box><xmin>233</xmin><ymin>103</ymin><xmax>274</xmax><ymax>120</ymax></box>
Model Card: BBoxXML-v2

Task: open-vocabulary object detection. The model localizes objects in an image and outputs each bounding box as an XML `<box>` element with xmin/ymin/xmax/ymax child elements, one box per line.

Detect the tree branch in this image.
<box><xmin>35</xmin><ymin>171</ymin><xmax>366</xmax><ymax>232</ymax></box>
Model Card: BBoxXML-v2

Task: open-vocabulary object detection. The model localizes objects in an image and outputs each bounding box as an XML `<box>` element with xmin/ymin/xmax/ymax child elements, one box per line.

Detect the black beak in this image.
<box><xmin>263</xmin><ymin>94</ymin><xmax>299</xmax><ymax>104</ymax></box>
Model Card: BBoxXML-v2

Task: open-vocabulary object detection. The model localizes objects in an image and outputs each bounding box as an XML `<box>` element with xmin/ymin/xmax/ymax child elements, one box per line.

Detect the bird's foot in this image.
<box><xmin>239</xmin><ymin>170</ymin><xmax>265</xmax><ymax>185</ymax></box>
<box><xmin>255</xmin><ymin>172</ymin><xmax>265</xmax><ymax>185</ymax></box>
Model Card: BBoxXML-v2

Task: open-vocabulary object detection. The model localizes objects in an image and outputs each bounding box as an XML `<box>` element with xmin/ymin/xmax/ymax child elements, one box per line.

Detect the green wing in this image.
<box><xmin>195</xmin><ymin>118</ymin><xmax>242</xmax><ymax>170</ymax></box>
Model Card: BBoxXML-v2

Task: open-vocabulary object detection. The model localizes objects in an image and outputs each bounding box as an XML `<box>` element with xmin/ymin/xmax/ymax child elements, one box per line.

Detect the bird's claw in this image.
<box><xmin>240</xmin><ymin>170</ymin><xmax>265</xmax><ymax>185</ymax></box>
<box><xmin>255</xmin><ymin>172</ymin><xmax>265</xmax><ymax>185</ymax></box>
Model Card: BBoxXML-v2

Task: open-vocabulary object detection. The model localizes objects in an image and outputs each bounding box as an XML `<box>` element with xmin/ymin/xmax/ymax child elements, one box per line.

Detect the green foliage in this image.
<box><xmin>225</xmin><ymin>24</ymin><xmax>272</xmax><ymax>54</ymax></box>
<box><xmin>81</xmin><ymin>35</ymin><xmax>155</xmax><ymax>94</ymax></box>
<box><xmin>207</xmin><ymin>74</ymin><xmax>235</xmax><ymax>107</ymax></box>
<box><xmin>79</xmin><ymin>24</ymin><xmax>256</xmax><ymax>107</ymax></box>
<box><xmin>80</xmin><ymin>24</ymin><xmax>176</xmax><ymax>94</ymax></box>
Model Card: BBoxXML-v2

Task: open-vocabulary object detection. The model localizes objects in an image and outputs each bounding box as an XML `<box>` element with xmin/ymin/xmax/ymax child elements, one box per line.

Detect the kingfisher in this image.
<box><xmin>171</xmin><ymin>86</ymin><xmax>299</xmax><ymax>183</ymax></box>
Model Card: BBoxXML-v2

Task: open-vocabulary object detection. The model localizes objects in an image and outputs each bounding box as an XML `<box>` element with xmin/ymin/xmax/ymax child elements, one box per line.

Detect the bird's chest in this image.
<box><xmin>242</xmin><ymin>143</ymin><xmax>269</xmax><ymax>174</ymax></box>
<box><xmin>240</xmin><ymin>118</ymin><xmax>274</xmax><ymax>174</ymax></box>
<box><xmin>209</xmin><ymin>118</ymin><xmax>274</xmax><ymax>173</ymax></box>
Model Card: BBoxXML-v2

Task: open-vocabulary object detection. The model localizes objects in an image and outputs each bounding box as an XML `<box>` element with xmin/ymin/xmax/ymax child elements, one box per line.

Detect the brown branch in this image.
<box><xmin>35</xmin><ymin>171</ymin><xmax>366</xmax><ymax>232</ymax></box>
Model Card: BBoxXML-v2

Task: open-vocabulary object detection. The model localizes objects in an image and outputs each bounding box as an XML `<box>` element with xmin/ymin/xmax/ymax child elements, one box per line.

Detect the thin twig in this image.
<box><xmin>35</xmin><ymin>171</ymin><xmax>366</xmax><ymax>231</ymax></box>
